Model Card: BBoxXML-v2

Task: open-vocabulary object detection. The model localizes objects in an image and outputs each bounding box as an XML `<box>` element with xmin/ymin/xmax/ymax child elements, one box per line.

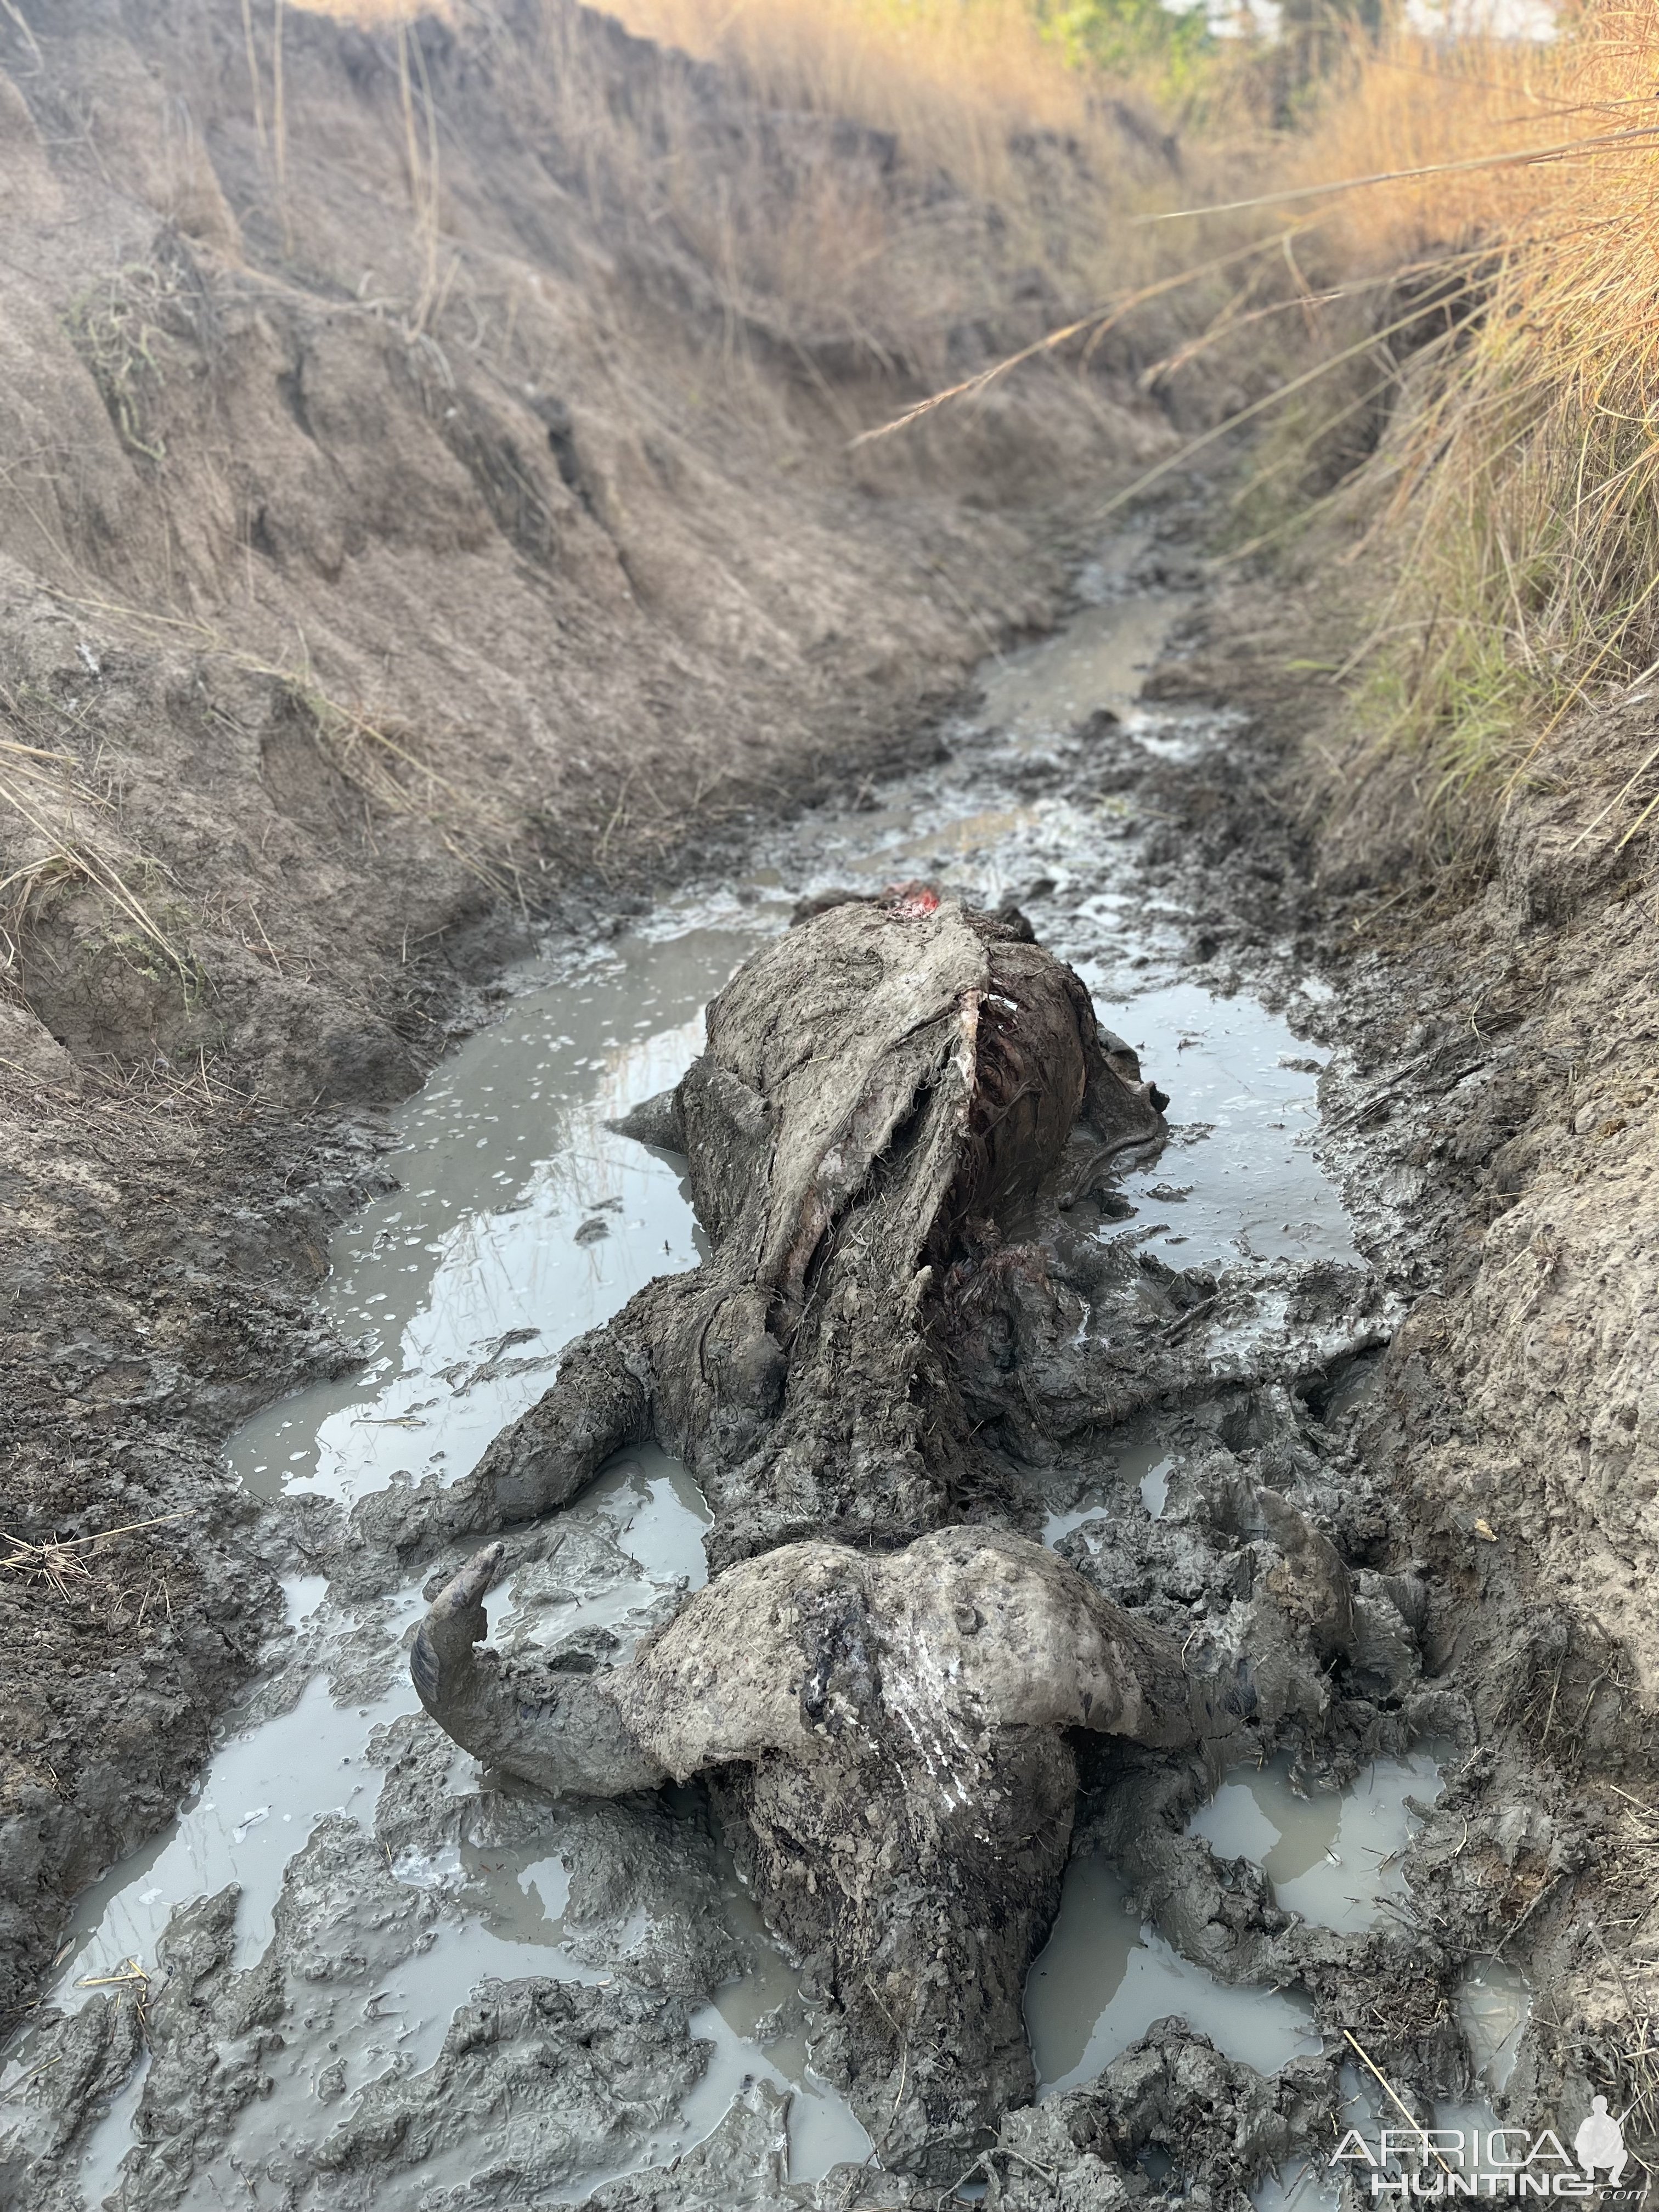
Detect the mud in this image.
<box><xmin>1146</xmin><ymin>572</ymin><xmax>1659</xmax><ymax>2159</ymax></box>
<box><xmin>0</xmin><ymin>531</ymin><xmax>1544</xmax><ymax>2211</ymax></box>
<box><xmin>375</xmin><ymin>854</ymin><xmax>1415</xmax><ymax>2178</ymax></box>
<box><xmin>5</xmin><ymin>497</ymin><xmax>1658</xmax><ymax>2210</ymax></box>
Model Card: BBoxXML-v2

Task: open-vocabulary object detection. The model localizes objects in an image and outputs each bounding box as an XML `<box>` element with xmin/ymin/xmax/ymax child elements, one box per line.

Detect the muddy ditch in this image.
<box><xmin>0</xmin><ymin>530</ymin><xmax>1628</xmax><ymax>2210</ymax></box>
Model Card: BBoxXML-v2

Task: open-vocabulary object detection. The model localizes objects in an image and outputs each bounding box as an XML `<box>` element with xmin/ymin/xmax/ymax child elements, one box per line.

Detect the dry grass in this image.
<box><xmin>300</xmin><ymin>0</ymin><xmax>1260</xmax><ymax>376</ymax></box>
<box><xmin>1256</xmin><ymin>11</ymin><xmax>1659</xmax><ymax>831</ymax></box>
<box><xmin>280</xmin><ymin>676</ymin><xmax>526</xmax><ymax>906</ymax></box>
<box><xmin>1589</xmin><ymin>1782</ymin><xmax>1659</xmax><ymax>2155</ymax></box>
<box><xmin>291</xmin><ymin>0</ymin><xmax>439</xmax><ymax>15</ymax></box>
<box><xmin>65</xmin><ymin>267</ymin><xmax>177</xmax><ymax>466</ymax></box>
<box><xmin>0</xmin><ymin>730</ymin><xmax>191</xmax><ymax>986</ymax></box>
<box><xmin>598</xmin><ymin>0</ymin><xmax>1276</xmax><ymax>349</ymax></box>
<box><xmin>607</xmin><ymin>0</ymin><xmax>1118</xmax><ymax>197</ymax></box>
<box><xmin>63</xmin><ymin>592</ymin><xmax>525</xmax><ymax>905</ymax></box>
<box><xmin>1</xmin><ymin>1512</ymin><xmax>189</xmax><ymax>1601</ymax></box>
<box><xmin>623</xmin><ymin>0</ymin><xmax>1659</xmax><ymax>853</ymax></box>
<box><xmin>308</xmin><ymin>0</ymin><xmax>1181</xmax><ymax>198</ymax></box>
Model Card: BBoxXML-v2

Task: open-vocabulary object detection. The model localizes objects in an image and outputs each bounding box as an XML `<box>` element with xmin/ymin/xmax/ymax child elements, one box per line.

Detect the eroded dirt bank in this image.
<box><xmin>1116</xmin><ymin>583</ymin><xmax>1659</xmax><ymax>2181</ymax></box>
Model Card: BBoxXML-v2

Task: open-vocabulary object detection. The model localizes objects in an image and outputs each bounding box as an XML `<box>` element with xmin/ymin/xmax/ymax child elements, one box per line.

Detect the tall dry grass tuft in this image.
<box><xmin>0</xmin><ymin>732</ymin><xmax>192</xmax><ymax>989</ymax></box>
<box><xmin>1275</xmin><ymin>10</ymin><xmax>1659</xmax><ymax>832</ymax></box>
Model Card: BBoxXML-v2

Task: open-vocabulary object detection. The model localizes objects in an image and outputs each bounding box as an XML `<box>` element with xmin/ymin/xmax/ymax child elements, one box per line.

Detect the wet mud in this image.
<box><xmin>0</xmin><ymin>533</ymin><xmax>1639</xmax><ymax>2211</ymax></box>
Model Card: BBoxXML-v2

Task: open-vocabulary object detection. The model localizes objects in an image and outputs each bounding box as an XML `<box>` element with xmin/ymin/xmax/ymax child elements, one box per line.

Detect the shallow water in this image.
<box><xmin>39</xmin><ymin>1454</ymin><xmax>716</xmax><ymax>1997</ymax></box>
<box><xmin>1188</xmin><ymin>1747</ymin><xmax>1449</xmax><ymax>1934</ymax></box>
<box><xmin>1253</xmin><ymin>2079</ymin><xmax>1527</xmax><ymax>2212</ymax></box>
<box><xmin>227</xmin><ymin>919</ymin><xmax>781</xmax><ymax>1506</ymax></box>
<box><xmin>1028</xmin><ymin>1740</ymin><xmax>1460</xmax><ymax>2120</ymax></box>
<box><xmin>976</xmin><ymin>585</ymin><xmax>1184</xmax><ymax>739</ymax></box>
<box><xmin>1040</xmin><ymin>1428</ymin><xmax>1174</xmax><ymax>1547</ymax></box>
<box><xmin>1457</xmin><ymin>1957</ymin><xmax>1533</xmax><ymax>2092</ymax></box>
<box><xmin>1140</xmin><ymin>1457</ymin><xmax>1173</xmax><ymax>1518</ymax></box>
<box><xmin>1250</xmin><ymin>2057</ymin><xmax>1535</xmax><ymax>2212</ymax></box>
<box><xmin>1100</xmin><ymin>979</ymin><xmax>1348</xmax><ymax>1269</ymax></box>
<box><xmin>7</xmin><ymin>569</ymin><xmax>1369</xmax><ymax>2206</ymax></box>
<box><xmin>1025</xmin><ymin>1853</ymin><xmax>1321</xmax><ymax>2098</ymax></box>
<box><xmin>1251</xmin><ymin>2066</ymin><xmax>1381</xmax><ymax>2212</ymax></box>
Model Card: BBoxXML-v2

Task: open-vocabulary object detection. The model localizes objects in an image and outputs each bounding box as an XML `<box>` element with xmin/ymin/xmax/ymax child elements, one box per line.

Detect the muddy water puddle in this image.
<box><xmin>1026</xmin><ymin>1854</ymin><xmax>1321</xmax><ymax>2096</ymax></box>
<box><xmin>1040</xmin><ymin>1427</ymin><xmax>1175</xmax><ymax>1547</ymax></box>
<box><xmin>227</xmin><ymin>923</ymin><xmax>776</xmax><ymax>1506</ymax></box>
<box><xmin>1026</xmin><ymin>1745</ymin><xmax>1457</xmax><ymax>2108</ymax></box>
<box><xmin>1188</xmin><ymin>1745</ymin><xmax>1449</xmax><ymax>1934</ymax></box>
<box><xmin>1103</xmin><ymin>980</ymin><xmax>1350</xmax><ymax>1268</ymax></box>
<box><xmin>8</xmin><ymin>567</ymin><xmax>1378</xmax><ymax>2207</ymax></box>
<box><xmin>1237</xmin><ymin>1947</ymin><xmax>1532</xmax><ymax>2212</ymax></box>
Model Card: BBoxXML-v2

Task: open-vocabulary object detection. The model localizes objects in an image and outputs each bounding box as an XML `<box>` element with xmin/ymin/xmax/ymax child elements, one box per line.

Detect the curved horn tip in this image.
<box><xmin>437</xmin><ymin>1540</ymin><xmax>507</xmax><ymax>1615</ymax></box>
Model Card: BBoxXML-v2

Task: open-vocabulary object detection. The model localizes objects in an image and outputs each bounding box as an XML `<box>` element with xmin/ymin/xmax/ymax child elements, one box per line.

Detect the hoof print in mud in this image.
<box><xmin>413</xmin><ymin>1525</ymin><xmax>1220</xmax><ymax>2166</ymax></box>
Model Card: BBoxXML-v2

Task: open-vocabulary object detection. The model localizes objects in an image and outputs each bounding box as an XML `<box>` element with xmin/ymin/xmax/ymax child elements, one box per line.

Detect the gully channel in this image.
<box><xmin>1</xmin><ymin>535</ymin><xmax>1518</xmax><ymax>2211</ymax></box>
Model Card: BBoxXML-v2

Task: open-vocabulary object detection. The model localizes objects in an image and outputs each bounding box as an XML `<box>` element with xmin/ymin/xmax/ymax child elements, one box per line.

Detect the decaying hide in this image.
<box><xmin>357</xmin><ymin>889</ymin><xmax>1166</xmax><ymax>1570</ymax></box>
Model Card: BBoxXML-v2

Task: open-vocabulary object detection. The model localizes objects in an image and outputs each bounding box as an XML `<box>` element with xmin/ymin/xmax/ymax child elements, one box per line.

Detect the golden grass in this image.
<box><xmin>589</xmin><ymin>0</ymin><xmax>1659</xmax><ymax>848</ymax></box>
<box><xmin>1265</xmin><ymin>10</ymin><xmax>1659</xmax><ymax>827</ymax></box>
<box><xmin>279</xmin><ymin>0</ymin><xmax>1243</xmax><ymax>440</ymax></box>
<box><xmin>296</xmin><ymin>0</ymin><xmax>1146</xmax><ymax>205</ymax></box>
<box><xmin>597</xmin><ymin>0</ymin><xmax>1278</xmax><ymax>347</ymax></box>
<box><xmin>278</xmin><ymin>0</ymin><xmax>1288</xmax><ymax>450</ymax></box>
<box><xmin>290</xmin><ymin>0</ymin><xmax>441</xmax><ymax>19</ymax></box>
